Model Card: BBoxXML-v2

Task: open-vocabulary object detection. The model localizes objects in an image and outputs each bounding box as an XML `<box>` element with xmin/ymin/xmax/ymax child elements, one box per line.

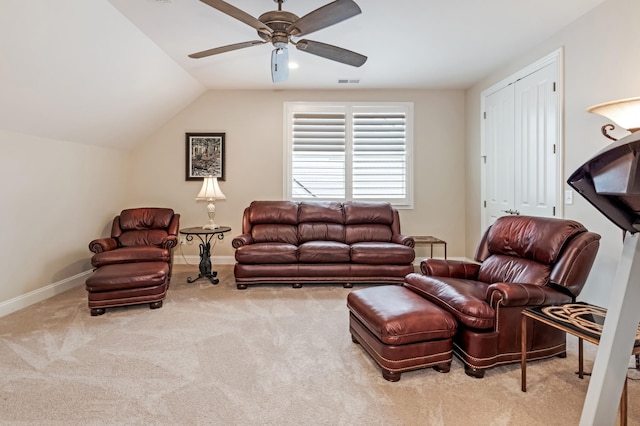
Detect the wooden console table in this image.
<box><xmin>413</xmin><ymin>236</ymin><xmax>447</xmax><ymax>259</ymax></box>
<box><xmin>521</xmin><ymin>302</ymin><xmax>640</xmax><ymax>426</ymax></box>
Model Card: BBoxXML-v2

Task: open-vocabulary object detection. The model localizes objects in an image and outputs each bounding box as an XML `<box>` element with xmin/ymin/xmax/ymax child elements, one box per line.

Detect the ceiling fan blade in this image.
<box><xmin>296</xmin><ymin>39</ymin><xmax>367</xmax><ymax>67</ymax></box>
<box><xmin>199</xmin><ymin>0</ymin><xmax>273</xmax><ymax>35</ymax></box>
<box><xmin>288</xmin><ymin>0</ymin><xmax>361</xmax><ymax>37</ymax></box>
<box><xmin>189</xmin><ymin>40</ymin><xmax>266</xmax><ymax>59</ymax></box>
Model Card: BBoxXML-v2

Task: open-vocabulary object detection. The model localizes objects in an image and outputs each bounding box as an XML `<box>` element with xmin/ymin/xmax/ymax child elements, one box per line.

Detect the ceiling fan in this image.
<box><xmin>189</xmin><ymin>0</ymin><xmax>367</xmax><ymax>83</ymax></box>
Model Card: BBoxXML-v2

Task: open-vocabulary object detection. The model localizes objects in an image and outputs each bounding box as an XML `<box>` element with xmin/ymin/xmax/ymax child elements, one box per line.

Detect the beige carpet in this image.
<box><xmin>0</xmin><ymin>265</ymin><xmax>637</xmax><ymax>425</ymax></box>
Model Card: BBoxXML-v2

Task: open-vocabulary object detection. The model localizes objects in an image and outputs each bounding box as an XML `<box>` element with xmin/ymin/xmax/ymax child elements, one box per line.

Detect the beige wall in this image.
<box><xmin>0</xmin><ymin>129</ymin><xmax>129</xmax><ymax>305</ymax></box>
<box><xmin>465</xmin><ymin>0</ymin><xmax>640</xmax><ymax>306</ymax></box>
<box><xmin>128</xmin><ymin>89</ymin><xmax>466</xmax><ymax>261</ymax></box>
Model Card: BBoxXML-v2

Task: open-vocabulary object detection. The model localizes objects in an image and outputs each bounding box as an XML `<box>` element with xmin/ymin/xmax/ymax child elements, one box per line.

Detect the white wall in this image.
<box><xmin>128</xmin><ymin>89</ymin><xmax>466</xmax><ymax>261</ymax></box>
<box><xmin>465</xmin><ymin>0</ymin><xmax>640</xmax><ymax>306</ymax></box>
<box><xmin>0</xmin><ymin>129</ymin><xmax>129</xmax><ymax>308</ymax></box>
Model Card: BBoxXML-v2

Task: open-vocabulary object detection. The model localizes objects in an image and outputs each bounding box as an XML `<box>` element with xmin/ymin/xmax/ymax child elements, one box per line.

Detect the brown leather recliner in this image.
<box><xmin>406</xmin><ymin>215</ymin><xmax>600</xmax><ymax>378</ymax></box>
<box><xmin>89</xmin><ymin>208</ymin><xmax>180</xmax><ymax>280</ymax></box>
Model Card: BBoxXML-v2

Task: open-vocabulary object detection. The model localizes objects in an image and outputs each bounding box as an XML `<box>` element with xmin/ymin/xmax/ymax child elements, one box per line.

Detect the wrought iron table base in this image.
<box><xmin>180</xmin><ymin>227</ymin><xmax>231</xmax><ymax>285</ymax></box>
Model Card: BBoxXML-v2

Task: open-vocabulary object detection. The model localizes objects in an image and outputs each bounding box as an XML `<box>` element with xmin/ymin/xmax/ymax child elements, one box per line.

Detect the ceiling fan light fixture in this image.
<box><xmin>271</xmin><ymin>47</ymin><xmax>289</xmax><ymax>83</ymax></box>
<box><xmin>191</xmin><ymin>0</ymin><xmax>367</xmax><ymax>82</ymax></box>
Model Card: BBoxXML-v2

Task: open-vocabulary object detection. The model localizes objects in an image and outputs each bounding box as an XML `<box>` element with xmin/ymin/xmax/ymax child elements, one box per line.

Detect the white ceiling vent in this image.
<box><xmin>338</xmin><ymin>79</ymin><xmax>360</xmax><ymax>84</ymax></box>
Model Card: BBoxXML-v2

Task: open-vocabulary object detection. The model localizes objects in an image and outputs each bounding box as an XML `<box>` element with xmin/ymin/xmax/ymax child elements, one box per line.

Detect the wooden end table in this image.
<box><xmin>179</xmin><ymin>226</ymin><xmax>231</xmax><ymax>285</ymax></box>
<box><xmin>521</xmin><ymin>302</ymin><xmax>640</xmax><ymax>426</ymax></box>
<box><xmin>413</xmin><ymin>236</ymin><xmax>447</xmax><ymax>259</ymax></box>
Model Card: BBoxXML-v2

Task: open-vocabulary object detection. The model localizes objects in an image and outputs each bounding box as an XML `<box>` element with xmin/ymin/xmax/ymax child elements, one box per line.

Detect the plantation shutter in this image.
<box><xmin>352</xmin><ymin>110</ymin><xmax>407</xmax><ymax>200</ymax></box>
<box><xmin>291</xmin><ymin>112</ymin><xmax>346</xmax><ymax>199</ymax></box>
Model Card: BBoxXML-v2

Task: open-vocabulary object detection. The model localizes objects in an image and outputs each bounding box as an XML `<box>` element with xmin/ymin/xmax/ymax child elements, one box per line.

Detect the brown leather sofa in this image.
<box><xmin>405</xmin><ymin>215</ymin><xmax>600</xmax><ymax>377</ymax></box>
<box><xmin>232</xmin><ymin>201</ymin><xmax>415</xmax><ymax>289</ymax></box>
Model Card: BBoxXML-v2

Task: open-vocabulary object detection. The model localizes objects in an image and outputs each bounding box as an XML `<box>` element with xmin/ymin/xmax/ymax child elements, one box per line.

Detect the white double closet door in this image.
<box><xmin>482</xmin><ymin>55</ymin><xmax>562</xmax><ymax>232</ymax></box>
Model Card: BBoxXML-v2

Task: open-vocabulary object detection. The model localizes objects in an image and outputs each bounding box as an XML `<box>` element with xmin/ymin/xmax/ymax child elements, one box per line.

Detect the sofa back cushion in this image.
<box><xmin>247</xmin><ymin>201</ymin><xmax>299</xmax><ymax>245</ymax></box>
<box><xmin>298</xmin><ymin>202</ymin><xmax>346</xmax><ymax>243</ymax></box>
<box><xmin>116</xmin><ymin>208</ymin><xmax>174</xmax><ymax>247</ymax></box>
<box><xmin>344</xmin><ymin>202</ymin><xmax>393</xmax><ymax>244</ymax></box>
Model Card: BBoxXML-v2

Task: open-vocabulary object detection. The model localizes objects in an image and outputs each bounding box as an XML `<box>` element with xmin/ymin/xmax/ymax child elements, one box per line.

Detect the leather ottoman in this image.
<box><xmin>347</xmin><ymin>285</ymin><xmax>457</xmax><ymax>381</ymax></box>
<box><xmin>85</xmin><ymin>262</ymin><xmax>169</xmax><ymax>316</ymax></box>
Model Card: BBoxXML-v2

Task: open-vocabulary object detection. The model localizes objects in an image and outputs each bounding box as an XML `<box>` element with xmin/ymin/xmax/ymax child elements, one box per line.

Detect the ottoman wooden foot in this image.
<box><xmin>91</xmin><ymin>308</ymin><xmax>106</xmax><ymax>316</ymax></box>
<box><xmin>382</xmin><ymin>369</ymin><xmax>401</xmax><ymax>382</ymax></box>
<box><xmin>433</xmin><ymin>362</ymin><xmax>451</xmax><ymax>373</ymax></box>
<box><xmin>150</xmin><ymin>301</ymin><xmax>163</xmax><ymax>310</ymax></box>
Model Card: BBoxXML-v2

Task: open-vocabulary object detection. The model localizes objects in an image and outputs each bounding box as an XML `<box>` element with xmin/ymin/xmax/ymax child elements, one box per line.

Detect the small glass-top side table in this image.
<box><xmin>179</xmin><ymin>226</ymin><xmax>231</xmax><ymax>285</ymax></box>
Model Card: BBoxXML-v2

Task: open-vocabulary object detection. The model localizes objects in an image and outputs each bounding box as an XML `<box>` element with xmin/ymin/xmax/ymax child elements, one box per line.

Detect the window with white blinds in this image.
<box><xmin>285</xmin><ymin>103</ymin><xmax>413</xmax><ymax>208</ymax></box>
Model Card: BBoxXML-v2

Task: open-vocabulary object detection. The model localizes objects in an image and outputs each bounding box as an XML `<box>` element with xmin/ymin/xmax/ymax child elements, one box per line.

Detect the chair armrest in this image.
<box><xmin>88</xmin><ymin>238</ymin><xmax>118</xmax><ymax>254</ymax></box>
<box><xmin>232</xmin><ymin>234</ymin><xmax>254</xmax><ymax>249</ymax></box>
<box><xmin>162</xmin><ymin>235</ymin><xmax>178</xmax><ymax>250</ymax></box>
<box><xmin>420</xmin><ymin>258</ymin><xmax>480</xmax><ymax>279</ymax></box>
<box><xmin>486</xmin><ymin>282</ymin><xmax>573</xmax><ymax>307</ymax></box>
<box><xmin>392</xmin><ymin>234</ymin><xmax>415</xmax><ymax>247</ymax></box>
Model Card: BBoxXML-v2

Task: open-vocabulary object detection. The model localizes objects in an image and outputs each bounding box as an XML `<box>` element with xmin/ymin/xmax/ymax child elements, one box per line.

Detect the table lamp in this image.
<box><xmin>196</xmin><ymin>176</ymin><xmax>226</xmax><ymax>229</ymax></box>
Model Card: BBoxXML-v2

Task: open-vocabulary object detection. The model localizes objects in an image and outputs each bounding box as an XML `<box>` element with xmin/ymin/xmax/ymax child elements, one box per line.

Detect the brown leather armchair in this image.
<box><xmin>89</xmin><ymin>208</ymin><xmax>180</xmax><ymax>279</ymax></box>
<box><xmin>406</xmin><ymin>215</ymin><xmax>600</xmax><ymax>378</ymax></box>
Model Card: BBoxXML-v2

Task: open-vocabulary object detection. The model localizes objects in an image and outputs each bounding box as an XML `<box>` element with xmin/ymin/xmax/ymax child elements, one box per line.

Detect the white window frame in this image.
<box><xmin>284</xmin><ymin>102</ymin><xmax>414</xmax><ymax>208</ymax></box>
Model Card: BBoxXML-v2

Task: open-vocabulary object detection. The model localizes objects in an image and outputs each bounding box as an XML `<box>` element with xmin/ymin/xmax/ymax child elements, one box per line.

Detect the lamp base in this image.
<box><xmin>202</xmin><ymin>222</ymin><xmax>220</xmax><ymax>230</ymax></box>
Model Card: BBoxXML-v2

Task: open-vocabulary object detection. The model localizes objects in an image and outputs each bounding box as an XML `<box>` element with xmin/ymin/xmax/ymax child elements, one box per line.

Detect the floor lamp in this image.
<box><xmin>569</xmin><ymin>98</ymin><xmax>640</xmax><ymax>425</ymax></box>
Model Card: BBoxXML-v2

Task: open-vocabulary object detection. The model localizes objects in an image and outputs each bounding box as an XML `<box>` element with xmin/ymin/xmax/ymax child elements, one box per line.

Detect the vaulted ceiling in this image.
<box><xmin>0</xmin><ymin>0</ymin><xmax>607</xmax><ymax>149</ymax></box>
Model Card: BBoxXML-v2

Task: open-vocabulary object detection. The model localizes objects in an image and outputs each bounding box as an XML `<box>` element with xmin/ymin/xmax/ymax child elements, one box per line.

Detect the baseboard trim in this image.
<box><xmin>0</xmin><ymin>270</ymin><xmax>92</xmax><ymax>318</ymax></box>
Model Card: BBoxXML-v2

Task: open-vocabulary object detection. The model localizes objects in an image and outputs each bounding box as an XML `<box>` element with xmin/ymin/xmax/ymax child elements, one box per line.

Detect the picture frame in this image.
<box><xmin>185</xmin><ymin>132</ymin><xmax>225</xmax><ymax>181</ymax></box>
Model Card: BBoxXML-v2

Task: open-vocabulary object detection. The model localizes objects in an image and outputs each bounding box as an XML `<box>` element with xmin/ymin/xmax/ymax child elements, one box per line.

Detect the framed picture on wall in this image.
<box><xmin>185</xmin><ymin>132</ymin><xmax>225</xmax><ymax>181</ymax></box>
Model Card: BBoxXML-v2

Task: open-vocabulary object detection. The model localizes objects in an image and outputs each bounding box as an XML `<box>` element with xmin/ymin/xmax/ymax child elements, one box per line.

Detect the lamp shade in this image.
<box><xmin>587</xmin><ymin>97</ymin><xmax>640</xmax><ymax>132</ymax></box>
<box><xmin>196</xmin><ymin>176</ymin><xmax>226</xmax><ymax>201</ymax></box>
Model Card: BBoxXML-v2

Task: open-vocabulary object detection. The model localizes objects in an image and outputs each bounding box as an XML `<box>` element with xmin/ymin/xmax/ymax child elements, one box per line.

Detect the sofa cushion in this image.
<box><xmin>350</xmin><ymin>242</ymin><xmax>415</xmax><ymax>265</ymax></box>
<box><xmin>251</xmin><ymin>224</ymin><xmax>298</xmax><ymax>245</ymax></box>
<box><xmin>345</xmin><ymin>225</ymin><xmax>392</xmax><ymax>244</ymax></box>
<box><xmin>477</xmin><ymin>254</ymin><xmax>550</xmax><ymax>286</ymax></box>
<box><xmin>298</xmin><ymin>241</ymin><xmax>351</xmax><ymax>263</ymax></box>
<box><xmin>91</xmin><ymin>246</ymin><xmax>170</xmax><ymax>268</ymax></box>
<box><xmin>249</xmin><ymin>201</ymin><xmax>299</xmax><ymax>225</ymax></box>
<box><xmin>344</xmin><ymin>201</ymin><xmax>393</xmax><ymax>225</ymax></box>
<box><xmin>298</xmin><ymin>223</ymin><xmax>346</xmax><ymax>243</ymax></box>
<box><xmin>235</xmin><ymin>243</ymin><xmax>298</xmax><ymax>264</ymax></box>
<box><xmin>299</xmin><ymin>201</ymin><xmax>344</xmax><ymax>223</ymax></box>
<box><xmin>403</xmin><ymin>273</ymin><xmax>495</xmax><ymax>330</ymax></box>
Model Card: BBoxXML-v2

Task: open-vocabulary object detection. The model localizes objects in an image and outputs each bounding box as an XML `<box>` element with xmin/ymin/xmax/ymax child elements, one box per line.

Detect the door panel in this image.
<box><xmin>514</xmin><ymin>63</ymin><xmax>557</xmax><ymax>218</ymax></box>
<box><xmin>485</xmin><ymin>84</ymin><xmax>515</xmax><ymax>227</ymax></box>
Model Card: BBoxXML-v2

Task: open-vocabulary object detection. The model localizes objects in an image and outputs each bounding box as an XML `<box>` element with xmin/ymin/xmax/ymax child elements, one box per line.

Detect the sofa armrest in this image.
<box><xmin>486</xmin><ymin>282</ymin><xmax>572</xmax><ymax>308</ymax></box>
<box><xmin>162</xmin><ymin>235</ymin><xmax>178</xmax><ymax>250</ymax></box>
<box><xmin>232</xmin><ymin>234</ymin><xmax>254</xmax><ymax>249</ymax></box>
<box><xmin>392</xmin><ymin>234</ymin><xmax>415</xmax><ymax>247</ymax></box>
<box><xmin>420</xmin><ymin>258</ymin><xmax>480</xmax><ymax>279</ymax></box>
<box><xmin>89</xmin><ymin>238</ymin><xmax>118</xmax><ymax>254</ymax></box>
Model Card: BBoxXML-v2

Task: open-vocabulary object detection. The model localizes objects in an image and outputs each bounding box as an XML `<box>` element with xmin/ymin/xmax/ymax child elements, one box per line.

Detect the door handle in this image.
<box><xmin>502</xmin><ymin>209</ymin><xmax>520</xmax><ymax>215</ymax></box>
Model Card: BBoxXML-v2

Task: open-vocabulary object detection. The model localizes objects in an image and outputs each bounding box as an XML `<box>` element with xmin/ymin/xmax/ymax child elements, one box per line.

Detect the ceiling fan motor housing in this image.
<box><xmin>258</xmin><ymin>10</ymin><xmax>299</xmax><ymax>48</ymax></box>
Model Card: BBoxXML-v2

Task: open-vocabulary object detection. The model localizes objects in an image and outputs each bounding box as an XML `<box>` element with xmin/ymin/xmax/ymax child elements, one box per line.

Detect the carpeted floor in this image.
<box><xmin>0</xmin><ymin>265</ymin><xmax>637</xmax><ymax>425</ymax></box>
